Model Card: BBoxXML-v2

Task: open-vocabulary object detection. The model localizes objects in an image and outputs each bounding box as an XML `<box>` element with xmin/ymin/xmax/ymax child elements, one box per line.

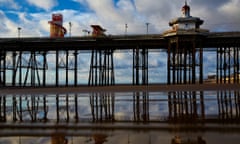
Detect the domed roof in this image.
<box><xmin>168</xmin><ymin>1</ymin><xmax>204</xmax><ymax>27</ymax></box>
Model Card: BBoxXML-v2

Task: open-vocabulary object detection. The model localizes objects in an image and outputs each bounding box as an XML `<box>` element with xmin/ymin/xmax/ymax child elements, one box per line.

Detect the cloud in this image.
<box><xmin>70</xmin><ymin>0</ymin><xmax>240</xmax><ymax>35</ymax></box>
<box><xmin>0</xmin><ymin>0</ymin><xmax>19</xmax><ymax>10</ymax></box>
<box><xmin>2</xmin><ymin>0</ymin><xmax>240</xmax><ymax>37</ymax></box>
<box><xmin>26</xmin><ymin>0</ymin><xmax>58</xmax><ymax>11</ymax></box>
<box><xmin>71</xmin><ymin>0</ymin><xmax>150</xmax><ymax>34</ymax></box>
<box><xmin>189</xmin><ymin>0</ymin><xmax>240</xmax><ymax>31</ymax></box>
<box><xmin>219</xmin><ymin>0</ymin><xmax>240</xmax><ymax>20</ymax></box>
<box><xmin>0</xmin><ymin>11</ymin><xmax>19</xmax><ymax>37</ymax></box>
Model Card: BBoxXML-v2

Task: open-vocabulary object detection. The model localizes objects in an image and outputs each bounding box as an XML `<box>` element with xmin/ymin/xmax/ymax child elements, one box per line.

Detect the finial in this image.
<box><xmin>182</xmin><ymin>0</ymin><xmax>190</xmax><ymax>17</ymax></box>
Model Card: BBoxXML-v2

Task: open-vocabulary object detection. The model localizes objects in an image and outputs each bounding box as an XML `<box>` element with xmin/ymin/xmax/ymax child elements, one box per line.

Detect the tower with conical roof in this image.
<box><xmin>163</xmin><ymin>1</ymin><xmax>208</xmax><ymax>122</ymax></box>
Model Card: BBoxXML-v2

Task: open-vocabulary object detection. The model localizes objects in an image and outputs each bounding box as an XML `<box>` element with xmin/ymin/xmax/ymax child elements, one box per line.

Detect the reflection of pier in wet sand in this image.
<box><xmin>0</xmin><ymin>84</ymin><xmax>240</xmax><ymax>124</ymax></box>
<box><xmin>1</xmin><ymin>86</ymin><xmax>240</xmax><ymax>143</ymax></box>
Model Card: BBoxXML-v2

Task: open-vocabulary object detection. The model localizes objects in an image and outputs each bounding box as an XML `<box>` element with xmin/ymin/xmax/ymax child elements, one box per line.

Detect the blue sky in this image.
<box><xmin>1</xmin><ymin>0</ymin><xmax>240</xmax><ymax>84</ymax></box>
<box><xmin>0</xmin><ymin>0</ymin><xmax>240</xmax><ymax>37</ymax></box>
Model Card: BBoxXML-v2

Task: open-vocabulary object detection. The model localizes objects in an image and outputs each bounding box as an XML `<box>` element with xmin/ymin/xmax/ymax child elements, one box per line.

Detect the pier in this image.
<box><xmin>0</xmin><ymin>32</ymin><xmax>239</xmax><ymax>87</ymax></box>
<box><xmin>0</xmin><ymin>3</ymin><xmax>240</xmax><ymax>143</ymax></box>
<box><xmin>0</xmin><ymin>28</ymin><xmax>240</xmax><ymax>123</ymax></box>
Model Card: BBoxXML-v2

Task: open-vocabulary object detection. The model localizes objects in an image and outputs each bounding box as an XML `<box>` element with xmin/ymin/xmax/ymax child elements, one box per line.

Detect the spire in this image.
<box><xmin>182</xmin><ymin>0</ymin><xmax>190</xmax><ymax>17</ymax></box>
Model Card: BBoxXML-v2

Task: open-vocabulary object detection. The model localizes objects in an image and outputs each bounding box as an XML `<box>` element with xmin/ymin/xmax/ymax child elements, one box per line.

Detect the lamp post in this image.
<box><xmin>125</xmin><ymin>23</ymin><xmax>128</xmax><ymax>36</ymax></box>
<box><xmin>18</xmin><ymin>27</ymin><xmax>21</xmax><ymax>38</ymax></box>
<box><xmin>69</xmin><ymin>22</ymin><xmax>72</xmax><ymax>37</ymax></box>
<box><xmin>146</xmin><ymin>23</ymin><xmax>150</xmax><ymax>35</ymax></box>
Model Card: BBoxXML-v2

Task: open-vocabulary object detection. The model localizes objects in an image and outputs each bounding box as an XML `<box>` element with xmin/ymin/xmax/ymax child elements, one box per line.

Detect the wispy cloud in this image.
<box><xmin>25</xmin><ymin>0</ymin><xmax>58</xmax><ymax>11</ymax></box>
<box><xmin>0</xmin><ymin>0</ymin><xmax>20</xmax><ymax>10</ymax></box>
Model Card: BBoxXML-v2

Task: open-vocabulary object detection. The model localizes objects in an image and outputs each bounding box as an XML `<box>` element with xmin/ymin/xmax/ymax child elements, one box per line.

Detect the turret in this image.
<box><xmin>163</xmin><ymin>1</ymin><xmax>208</xmax><ymax>36</ymax></box>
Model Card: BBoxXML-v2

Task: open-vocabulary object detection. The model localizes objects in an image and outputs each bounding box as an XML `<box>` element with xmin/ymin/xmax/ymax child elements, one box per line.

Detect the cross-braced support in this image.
<box><xmin>217</xmin><ymin>47</ymin><xmax>240</xmax><ymax>122</ymax></box>
<box><xmin>167</xmin><ymin>36</ymin><xmax>204</xmax><ymax>122</ymax></box>
<box><xmin>56</xmin><ymin>50</ymin><xmax>78</xmax><ymax>86</ymax></box>
<box><xmin>167</xmin><ymin>37</ymin><xmax>203</xmax><ymax>84</ymax></box>
<box><xmin>88</xmin><ymin>49</ymin><xmax>115</xmax><ymax>86</ymax></box>
<box><xmin>12</xmin><ymin>95</ymin><xmax>48</xmax><ymax>122</ymax></box>
<box><xmin>89</xmin><ymin>49</ymin><xmax>115</xmax><ymax>122</ymax></box>
<box><xmin>10</xmin><ymin>51</ymin><xmax>48</xmax><ymax>86</ymax></box>
<box><xmin>168</xmin><ymin>91</ymin><xmax>204</xmax><ymax>122</ymax></box>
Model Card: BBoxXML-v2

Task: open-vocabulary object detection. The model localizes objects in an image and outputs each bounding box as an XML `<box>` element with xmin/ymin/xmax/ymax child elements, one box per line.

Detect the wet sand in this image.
<box><xmin>1</xmin><ymin>83</ymin><xmax>239</xmax><ymax>95</ymax></box>
<box><xmin>1</xmin><ymin>122</ymin><xmax>240</xmax><ymax>136</ymax></box>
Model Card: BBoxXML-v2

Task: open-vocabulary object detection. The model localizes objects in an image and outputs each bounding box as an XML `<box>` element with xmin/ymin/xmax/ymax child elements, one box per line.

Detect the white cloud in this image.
<box><xmin>0</xmin><ymin>11</ymin><xmax>19</xmax><ymax>37</ymax></box>
<box><xmin>0</xmin><ymin>0</ymin><xmax>19</xmax><ymax>9</ymax></box>
<box><xmin>219</xmin><ymin>0</ymin><xmax>240</xmax><ymax>19</ymax></box>
<box><xmin>26</xmin><ymin>0</ymin><xmax>58</xmax><ymax>11</ymax></box>
<box><xmin>1</xmin><ymin>0</ymin><xmax>240</xmax><ymax>37</ymax></box>
<box><xmin>70</xmin><ymin>0</ymin><xmax>155</xmax><ymax>34</ymax></box>
<box><xmin>2</xmin><ymin>0</ymin><xmax>239</xmax><ymax>38</ymax></box>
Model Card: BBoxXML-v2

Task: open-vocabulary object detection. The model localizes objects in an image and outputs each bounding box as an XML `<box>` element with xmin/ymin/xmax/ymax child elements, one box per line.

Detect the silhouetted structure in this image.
<box><xmin>163</xmin><ymin>2</ymin><xmax>206</xmax><ymax>122</ymax></box>
<box><xmin>0</xmin><ymin>3</ymin><xmax>239</xmax><ymax>125</ymax></box>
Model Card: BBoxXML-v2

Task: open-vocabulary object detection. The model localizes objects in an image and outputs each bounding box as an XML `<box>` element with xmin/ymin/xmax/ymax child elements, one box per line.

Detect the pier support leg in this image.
<box><xmin>132</xmin><ymin>47</ymin><xmax>149</xmax><ymax>122</ymax></box>
<box><xmin>166</xmin><ymin>36</ymin><xmax>204</xmax><ymax>122</ymax></box>
<box><xmin>0</xmin><ymin>96</ymin><xmax>6</xmax><ymax>122</ymax></box>
<box><xmin>217</xmin><ymin>47</ymin><xmax>240</xmax><ymax>122</ymax></box>
<box><xmin>88</xmin><ymin>49</ymin><xmax>115</xmax><ymax>122</ymax></box>
<box><xmin>0</xmin><ymin>50</ymin><xmax>6</xmax><ymax>86</ymax></box>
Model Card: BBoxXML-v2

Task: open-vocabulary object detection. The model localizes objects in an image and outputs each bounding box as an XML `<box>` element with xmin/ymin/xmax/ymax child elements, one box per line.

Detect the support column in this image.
<box><xmin>217</xmin><ymin>46</ymin><xmax>240</xmax><ymax>122</ymax></box>
<box><xmin>0</xmin><ymin>96</ymin><xmax>6</xmax><ymax>122</ymax></box>
<box><xmin>74</xmin><ymin>50</ymin><xmax>78</xmax><ymax>86</ymax></box>
<box><xmin>18</xmin><ymin>51</ymin><xmax>23</xmax><ymax>86</ymax></box>
<box><xmin>66</xmin><ymin>50</ymin><xmax>69</xmax><ymax>86</ymax></box>
<box><xmin>12</xmin><ymin>52</ymin><xmax>17</xmax><ymax>86</ymax></box>
<box><xmin>12</xmin><ymin>96</ymin><xmax>17</xmax><ymax>122</ymax></box>
<box><xmin>74</xmin><ymin>94</ymin><xmax>79</xmax><ymax>122</ymax></box>
<box><xmin>56</xmin><ymin>51</ymin><xmax>59</xmax><ymax>86</ymax></box>
<box><xmin>88</xmin><ymin>49</ymin><xmax>115</xmax><ymax>122</ymax></box>
<box><xmin>132</xmin><ymin>47</ymin><xmax>149</xmax><ymax>122</ymax></box>
<box><xmin>0</xmin><ymin>49</ymin><xmax>6</xmax><ymax>86</ymax></box>
<box><xmin>166</xmin><ymin>36</ymin><xmax>204</xmax><ymax>122</ymax></box>
<box><xmin>43</xmin><ymin>52</ymin><xmax>47</xmax><ymax>86</ymax></box>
